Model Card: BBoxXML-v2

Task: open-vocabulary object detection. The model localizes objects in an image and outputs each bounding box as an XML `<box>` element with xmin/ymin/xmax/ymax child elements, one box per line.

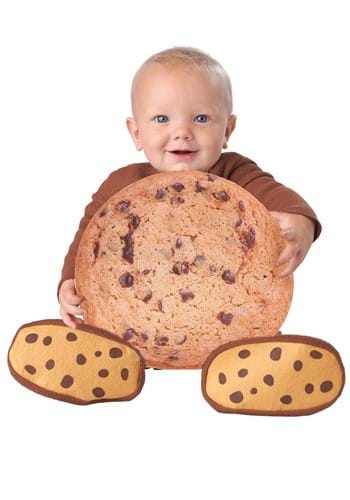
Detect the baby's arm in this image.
<box><xmin>57</xmin><ymin>172</ymin><xmax>122</xmax><ymax>327</ymax></box>
<box><xmin>227</xmin><ymin>156</ymin><xmax>321</xmax><ymax>276</ymax></box>
<box><xmin>270</xmin><ymin>211</ymin><xmax>315</xmax><ymax>277</ymax></box>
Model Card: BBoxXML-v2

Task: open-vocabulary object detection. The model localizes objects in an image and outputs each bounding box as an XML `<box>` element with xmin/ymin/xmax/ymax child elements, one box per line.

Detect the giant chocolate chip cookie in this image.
<box><xmin>75</xmin><ymin>171</ymin><xmax>293</xmax><ymax>369</ymax></box>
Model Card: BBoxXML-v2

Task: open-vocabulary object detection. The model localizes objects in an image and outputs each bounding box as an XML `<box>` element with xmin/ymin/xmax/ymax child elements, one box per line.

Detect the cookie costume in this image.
<box><xmin>9</xmin><ymin>151</ymin><xmax>342</xmax><ymax>414</ymax></box>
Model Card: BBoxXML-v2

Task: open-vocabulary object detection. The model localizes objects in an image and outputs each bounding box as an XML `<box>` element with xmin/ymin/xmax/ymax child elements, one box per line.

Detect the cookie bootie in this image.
<box><xmin>8</xmin><ymin>320</ymin><xmax>145</xmax><ymax>405</ymax></box>
<box><xmin>201</xmin><ymin>335</ymin><xmax>345</xmax><ymax>416</ymax></box>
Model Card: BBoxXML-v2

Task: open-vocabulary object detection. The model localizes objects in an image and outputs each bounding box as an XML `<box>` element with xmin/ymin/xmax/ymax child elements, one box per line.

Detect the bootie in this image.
<box><xmin>8</xmin><ymin>319</ymin><xmax>145</xmax><ymax>405</ymax></box>
<box><xmin>201</xmin><ymin>335</ymin><xmax>345</xmax><ymax>416</ymax></box>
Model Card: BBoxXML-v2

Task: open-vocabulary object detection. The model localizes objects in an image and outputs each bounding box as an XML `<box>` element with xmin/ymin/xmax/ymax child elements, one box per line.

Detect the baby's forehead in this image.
<box><xmin>131</xmin><ymin>60</ymin><xmax>231</xmax><ymax>115</ymax></box>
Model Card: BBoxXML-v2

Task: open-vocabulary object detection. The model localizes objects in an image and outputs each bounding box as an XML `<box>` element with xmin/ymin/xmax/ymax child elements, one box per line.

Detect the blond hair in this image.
<box><xmin>131</xmin><ymin>46</ymin><xmax>233</xmax><ymax>115</ymax></box>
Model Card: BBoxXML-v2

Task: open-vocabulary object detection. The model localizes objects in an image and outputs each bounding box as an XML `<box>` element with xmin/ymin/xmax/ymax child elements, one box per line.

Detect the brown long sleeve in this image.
<box><xmin>57</xmin><ymin>152</ymin><xmax>321</xmax><ymax>298</ymax></box>
<box><xmin>210</xmin><ymin>152</ymin><xmax>322</xmax><ymax>238</ymax></box>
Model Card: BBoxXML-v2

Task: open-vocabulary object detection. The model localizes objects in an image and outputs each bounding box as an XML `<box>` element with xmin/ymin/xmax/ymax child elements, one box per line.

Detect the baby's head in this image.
<box><xmin>126</xmin><ymin>47</ymin><xmax>236</xmax><ymax>172</ymax></box>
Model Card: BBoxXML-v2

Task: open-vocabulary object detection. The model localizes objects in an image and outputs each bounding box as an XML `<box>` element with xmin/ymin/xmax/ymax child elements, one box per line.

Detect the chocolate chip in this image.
<box><xmin>92</xmin><ymin>387</ymin><xmax>105</xmax><ymax>398</ymax></box>
<box><xmin>180</xmin><ymin>289</ymin><xmax>195</xmax><ymax>302</ymax></box>
<box><xmin>270</xmin><ymin>347</ymin><xmax>282</xmax><ymax>361</ymax></box>
<box><xmin>45</xmin><ymin>359</ymin><xmax>55</xmax><ymax>370</ymax></box>
<box><xmin>195</xmin><ymin>181</ymin><xmax>206</xmax><ymax>192</ymax></box>
<box><xmin>61</xmin><ymin>375</ymin><xmax>74</xmax><ymax>388</ymax></box>
<box><xmin>310</xmin><ymin>350</ymin><xmax>323</xmax><ymax>359</ymax></box>
<box><xmin>320</xmin><ymin>381</ymin><xmax>333</xmax><ymax>393</ymax></box>
<box><xmin>156</xmin><ymin>188</ymin><xmax>167</xmax><ymax>199</ymax></box>
<box><xmin>142</xmin><ymin>268</ymin><xmax>151</xmax><ymax>275</ymax></box>
<box><xmin>66</xmin><ymin>332</ymin><xmax>78</xmax><ymax>342</ymax></box>
<box><xmin>305</xmin><ymin>383</ymin><xmax>314</xmax><ymax>394</ymax></box>
<box><xmin>242</xmin><ymin>227</ymin><xmax>256</xmax><ymax>249</ymax></box>
<box><xmin>121</xmin><ymin>232</ymin><xmax>134</xmax><ymax>264</ymax></box>
<box><xmin>98</xmin><ymin>369</ymin><xmax>109</xmax><ymax>378</ymax></box>
<box><xmin>217</xmin><ymin>311</ymin><xmax>233</xmax><ymax>325</ymax></box>
<box><xmin>140</xmin><ymin>332</ymin><xmax>149</xmax><ymax>342</ymax></box>
<box><xmin>213</xmin><ymin>190</ymin><xmax>229</xmax><ymax>201</ymax></box>
<box><xmin>263</xmin><ymin>374</ymin><xmax>274</xmax><ymax>386</ymax></box>
<box><xmin>93</xmin><ymin>241</ymin><xmax>100</xmax><ymax>259</ymax></box>
<box><xmin>76</xmin><ymin>354</ymin><xmax>87</xmax><ymax>365</ymax></box>
<box><xmin>25</xmin><ymin>333</ymin><xmax>38</xmax><ymax>343</ymax></box>
<box><xmin>175</xmin><ymin>238</ymin><xmax>183</xmax><ymax>248</ymax></box>
<box><xmin>119</xmin><ymin>272</ymin><xmax>134</xmax><ymax>288</ymax></box>
<box><xmin>123</xmin><ymin>328</ymin><xmax>136</xmax><ymax>341</ymax></box>
<box><xmin>142</xmin><ymin>290</ymin><xmax>153</xmax><ymax>303</ymax></box>
<box><xmin>128</xmin><ymin>214</ymin><xmax>140</xmax><ymax>230</ymax></box>
<box><xmin>155</xmin><ymin>336</ymin><xmax>169</xmax><ymax>346</ymax></box>
<box><xmin>109</xmin><ymin>347</ymin><xmax>123</xmax><ymax>358</ymax></box>
<box><xmin>219</xmin><ymin>373</ymin><xmax>227</xmax><ymax>384</ymax></box>
<box><xmin>238</xmin><ymin>368</ymin><xmax>248</xmax><ymax>378</ymax></box>
<box><xmin>230</xmin><ymin>391</ymin><xmax>244</xmax><ymax>404</ymax></box>
<box><xmin>222</xmin><ymin>270</ymin><xmax>235</xmax><ymax>284</ymax></box>
<box><xmin>280</xmin><ymin>395</ymin><xmax>292</xmax><ymax>405</ymax></box>
<box><xmin>207</xmin><ymin>174</ymin><xmax>216</xmax><ymax>182</ymax></box>
<box><xmin>168</xmin><ymin>355</ymin><xmax>179</xmax><ymax>361</ymax></box>
<box><xmin>293</xmin><ymin>360</ymin><xmax>303</xmax><ymax>371</ymax></box>
<box><xmin>172</xmin><ymin>261</ymin><xmax>190</xmax><ymax>275</ymax></box>
<box><xmin>99</xmin><ymin>209</ymin><xmax>107</xmax><ymax>217</ymax></box>
<box><xmin>170</xmin><ymin>196</ymin><xmax>185</xmax><ymax>205</ymax></box>
<box><xmin>95</xmin><ymin>351</ymin><xmax>102</xmax><ymax>357</ymax></box>
<box><xmin>238</xmin><ymin>349</ymin><xmax>250</xmax><ymax>359</ymax></box>
<box><xmin>43</xmin><ymin>336</ymin><xmax>52</xmax><ymax>346</ymax></box>
<box><xmin>238</xmin><ymin>200</ymin><xmax>245</xmax><ymax>211</ymax></box>
<box><xmin>116</xmin><ymin>200</ymin><xmax>130</xmax><ymax>212</ymax></box>
<box><xmin>121</xmin><ymin>368</ymin><xmax>129</xmax><ymax>380</ymax></box>
<box><xmin>24</xmin><ymin>365</ymin><xmax>36</xmax><ymax>375</ymax></box>
<box><xmin>250</xmin><ymin>388</ymin><xmax>258</xmax><ymax>395</ymax></box>
<box><xmin>172</xmin><ymin>181</ymin><xmax>185</xmax><ymax>192</ymax></box>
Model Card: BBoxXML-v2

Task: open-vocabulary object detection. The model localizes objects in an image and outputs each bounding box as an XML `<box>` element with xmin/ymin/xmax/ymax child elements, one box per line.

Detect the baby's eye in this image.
<box><xmin>155</xmin><ymin>115</ymin><xmax>169</xmax><ymax>123</ymax></box>
<box><xmin>194</xmin><ymin>114</ymin><xmax>209</xmax><ymax>123</ymax></box>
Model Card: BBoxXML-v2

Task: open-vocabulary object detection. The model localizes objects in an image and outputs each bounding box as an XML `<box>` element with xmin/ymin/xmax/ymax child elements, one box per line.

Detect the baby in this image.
<box><xmin>58</xmin><ymin>46</ymin><xmax>321</xmax><ymax>329</ymax></box>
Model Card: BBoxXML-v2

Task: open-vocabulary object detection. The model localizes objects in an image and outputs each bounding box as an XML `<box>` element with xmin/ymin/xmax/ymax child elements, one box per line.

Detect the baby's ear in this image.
<box><xmin>225</xmin><ymin>114</ymin><xmax>237</xmax><ymax>142</ymax></box>
<box><xmin>223</xmin><ymin>114</ymin><xmax>236</xmax><ymax>148</ymax></box>
<box><xmin>126</xmin><ymin>117</ymin><xmax>142</xmax><ymax>151</ymax></box>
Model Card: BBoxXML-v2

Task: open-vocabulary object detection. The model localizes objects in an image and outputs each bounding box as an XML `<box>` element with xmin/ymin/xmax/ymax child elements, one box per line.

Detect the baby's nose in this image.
<box><xmin>172</xmin><ymin>122</ymin><xmax>193</xmax><ymax>140</ymax></box>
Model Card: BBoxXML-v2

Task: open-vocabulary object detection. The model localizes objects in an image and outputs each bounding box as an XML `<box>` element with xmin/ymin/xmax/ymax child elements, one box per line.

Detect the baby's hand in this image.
<box><xmin>270</xmin><ymin>212</ymin><xmax>315</xmax><ymax>278</ymax></box>
<box><xmin>58</xmin><ymin>278</ymin><xmax>85</xmax><ymax>328</ymax></box>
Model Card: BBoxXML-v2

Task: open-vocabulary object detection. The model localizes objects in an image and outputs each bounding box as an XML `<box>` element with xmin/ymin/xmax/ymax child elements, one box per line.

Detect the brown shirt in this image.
<box><xmin>58</xmin><ymin>151</ymin><xmax>321</xmax><ymax>297</ymax></box>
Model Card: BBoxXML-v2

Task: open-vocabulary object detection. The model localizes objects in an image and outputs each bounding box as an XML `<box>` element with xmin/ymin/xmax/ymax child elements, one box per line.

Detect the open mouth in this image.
<box><xmin>169</xmin><ymin>150</ymin><xmax>197</xmax><ymax>158</ymax></box>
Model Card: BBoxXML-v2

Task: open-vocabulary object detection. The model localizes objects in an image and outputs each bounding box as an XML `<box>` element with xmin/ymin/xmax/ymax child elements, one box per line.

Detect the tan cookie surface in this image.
<box><xmin>202</xmin><ymin>335</ymin><xmax>345</xmax><ymax>415</ymax></box>
<box><xmin>75</xmin><ymin>171</ymin><xmax>293</xmax><ymax>369</ymax></box>
<box><xmin>8</xmin><ymin>320</ymin><xmax>145</xmax><ymax>404</ymax></box>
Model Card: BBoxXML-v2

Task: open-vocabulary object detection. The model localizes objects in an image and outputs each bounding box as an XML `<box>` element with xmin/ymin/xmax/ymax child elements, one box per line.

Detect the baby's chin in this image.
<box><xmin>155</xmin><ymin>162</ymin><xmax>210</xmax><ymax>173</ymax></box>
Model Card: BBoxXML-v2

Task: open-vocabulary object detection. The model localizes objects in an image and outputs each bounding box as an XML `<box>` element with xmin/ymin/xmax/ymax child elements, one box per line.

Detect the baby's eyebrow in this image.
<box><xmin>193</xmin><ymin>104</ymin><xmax>221</xmax><ymax>113</ymax></box>
<box><xmin>146</xmin><ymin>106</ymin><xmax>221</xmax><ymax>119</ymax></box>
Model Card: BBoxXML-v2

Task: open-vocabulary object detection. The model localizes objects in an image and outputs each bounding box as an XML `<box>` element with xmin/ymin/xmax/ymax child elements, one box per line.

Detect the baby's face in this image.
<box><xmin>127</xmin><ymin>63</ymin><xmax>236</xmax><ymax>172</ymax></box>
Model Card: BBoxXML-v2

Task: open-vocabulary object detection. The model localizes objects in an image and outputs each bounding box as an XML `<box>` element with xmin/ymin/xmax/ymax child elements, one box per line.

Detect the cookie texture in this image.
<box><xmin>75</xmin><ymin>171</ymin><xmax>293</xmax><ymax>369</ymax></box>
<box><xmin>202</xmin><ymin>335</ymin><xmax>345</xmax><ymax>415</ymax></box>
<box><xmin>8</xmin><ymin>320</ymin><xmax>145</xmax><ymax>404</ymax></box>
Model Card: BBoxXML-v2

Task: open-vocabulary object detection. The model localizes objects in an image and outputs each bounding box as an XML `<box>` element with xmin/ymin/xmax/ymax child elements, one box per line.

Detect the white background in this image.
<box><xmin>1</xmin><ymin>1</ymin><xmax>349</xmax><ymax>499</ymax></box>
